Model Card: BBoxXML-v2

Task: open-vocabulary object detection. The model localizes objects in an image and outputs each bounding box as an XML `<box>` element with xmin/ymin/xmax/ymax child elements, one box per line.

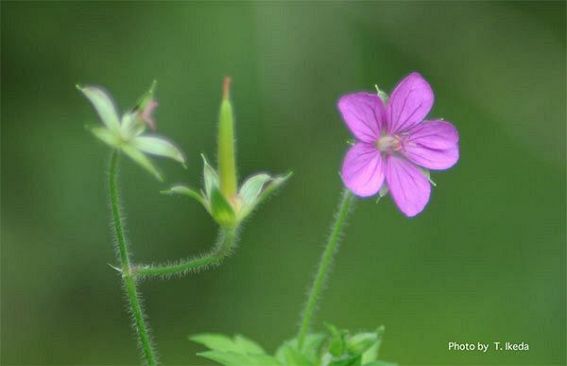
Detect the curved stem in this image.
<box><xmin>133</xmin><ymin>228</ymin><xmax>238</xmax><ymax>279</ymax></box>
<box><xmin>109</xmin><ymin>151</ymin><xmax>158</xmax><ymax>366</ymax></box>
<box><xmin>297</xmin><ymin>189</ymin><xmax>355</xmax><ymax>349</ymax></box>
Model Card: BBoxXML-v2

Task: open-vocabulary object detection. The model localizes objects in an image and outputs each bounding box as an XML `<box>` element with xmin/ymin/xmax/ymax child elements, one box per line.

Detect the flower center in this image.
<box><xmin>376</xmin><ymin>134</ymin><xmax>402</xmax><ymax>154</ymax></box>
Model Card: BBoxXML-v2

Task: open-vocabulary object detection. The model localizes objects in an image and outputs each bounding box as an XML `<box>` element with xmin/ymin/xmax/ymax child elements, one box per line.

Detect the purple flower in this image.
<box><xmin>338</xmin><ymin>72</ymin><xmax>459</xmax><ymax>217</ymax></box>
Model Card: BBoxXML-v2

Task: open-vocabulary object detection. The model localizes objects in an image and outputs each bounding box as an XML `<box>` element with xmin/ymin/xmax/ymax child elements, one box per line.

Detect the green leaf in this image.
<box><xmin>275</xmin><ymin>334</ymin><xmax>325</xmax><ymax>366</ymax></box>
<box><xmin>198</xmin><ymin>350</ymin><xmax>280</xmax><ymax>366</ymax></box>
<box><xmin>210</xmin><ymin>186</ymin><xmax>236</xmax><ymax>227</ymax></box>
<box><xmin>77</xmin><ymin>85</ymin><xmax>121</xmax><ymax>132</ymax></box>
<box><xmin>192</xmin><ymin>334</ymin><xmax>238</xmax><ymax>352</ymax></box>
<box><xmin>163</xmin><ymin>185</ymin><xmax>207</xmax><ymax>209</ymax></box>
<box><xmin>202</xmin><ymin>154</ymin><xmax>219</xmax><ymax>199</ymax></box>
<box><xmin>192</xmin><ymin>333</ymin><xmax>278</xmax><ymax>366</ymax></box>
<box><xmin>362</xmin><ymin>361</ymin><xmax>398</xmax><ymax>366</ymax></box>
<box><xmin>191</xmin><ymin>333</ymin><xmax>265</xmax><ymax>354</ymax></box>
<box><xmin>328</xmin><ymin>354</ymin><xmax>362</xmax><ymax>366</ymax></box>
<box><xmin>121</xmin><ymin>144</ymin><xmax>163</xmax><ymax>181</ymax></box>
<box><xmin>275</xmin><ymin>341</ymin><xmax>313</xmax><ymax>366</ymax></box>
<box><xmin>234</xmin><ymin>335</ymin><xmax>266</xmax><ymax>355</ymax></box>
<box><xmin>348</xmin><ymin>332</ymin><xmax>379</xmax><ymax>363</ymax></box>
<box><xmin>325</xmin><ymin>323</ymin><xmax>347</xmax><ymax>356</ymax></box>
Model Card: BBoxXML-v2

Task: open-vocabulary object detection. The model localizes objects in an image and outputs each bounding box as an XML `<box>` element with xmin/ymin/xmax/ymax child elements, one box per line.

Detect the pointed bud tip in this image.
<box><xmin>223</xmin><ymin>76</ymin><xmax>232</xmax><ymax>100</ymax></box>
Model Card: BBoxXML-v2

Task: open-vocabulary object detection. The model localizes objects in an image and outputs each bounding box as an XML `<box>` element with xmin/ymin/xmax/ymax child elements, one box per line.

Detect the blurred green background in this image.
<box><xmin>1</xmin><ymin>2</ymin><xmax>565</xmax><ymax>365</ymax></box>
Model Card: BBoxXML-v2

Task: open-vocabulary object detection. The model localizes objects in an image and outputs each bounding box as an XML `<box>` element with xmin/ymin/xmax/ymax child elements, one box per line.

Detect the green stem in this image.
<box><xmin>297</xmin><ymin>189</ymin><xmax>355</xmax><ymax>349</ymax></box>
<box><xmin>109</xmin><ymin>151</ymin><xmax>158</xmax><ymax>366</ymax></box>
<box><xmin>133</xmin><ymin>228</ymin><xmax>238</xmax><ymax>279</ymax></box>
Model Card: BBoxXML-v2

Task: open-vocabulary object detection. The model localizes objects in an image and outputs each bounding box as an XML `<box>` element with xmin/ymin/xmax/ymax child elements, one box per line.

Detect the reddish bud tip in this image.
<box><xmin>223</xmin><ymin>76</ymin><xmax>231</xmax><ymax>100</ymax></box>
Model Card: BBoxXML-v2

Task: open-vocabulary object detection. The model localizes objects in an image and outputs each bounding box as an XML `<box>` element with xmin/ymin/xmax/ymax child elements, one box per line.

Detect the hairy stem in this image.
<box><xmin>297</xmin><ymin>189</ymin><xmax>355</xmax><ymax>349</ymax></box>
<box><xmin>132</xmin><ymin>228</ymin><xmax>238</xmax><ymax>279</ymax></box>
<box><xmin>109</xmin><ymin>151</ymin><xmax>158</xmax><ymax>366</ymax></box>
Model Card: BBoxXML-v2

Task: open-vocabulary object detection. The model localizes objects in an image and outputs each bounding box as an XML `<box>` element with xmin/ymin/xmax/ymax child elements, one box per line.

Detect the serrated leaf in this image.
<box><xmin>198</xmin><ymin>350</ymin><xmax>280</xmax><ymax>366</ymax></box>
<box><xmin>191</xmin><ymin>334</ymin><xmax>238</xmax><ymax>352</ymax></box>
<box><xmin>191</xmin><ymin>333</ymin><xmax>266</xmax><ymax>355</ymax></box>
<box><xmin>234</xmin><ymin>335</ymin><xmax>266</xmax><ymax>355</ymax></box>
<box><xmin>210</xmin><ymin>186</ymin><xmax>236</xmax><ymax>227</ymax></box>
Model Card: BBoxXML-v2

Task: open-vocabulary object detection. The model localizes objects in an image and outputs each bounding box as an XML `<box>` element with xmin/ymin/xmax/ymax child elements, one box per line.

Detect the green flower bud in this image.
<box><xmin>217</xmin><ymin>77</ymin><xmax>238</xmax><ymax>201</ymax></box>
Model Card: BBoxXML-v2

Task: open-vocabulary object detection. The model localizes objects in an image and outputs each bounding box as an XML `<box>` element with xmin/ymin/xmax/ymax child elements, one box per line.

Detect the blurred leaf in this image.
<box><xmin>362</xmin><ymin>362</ymin><xmax>398</xmax><ymax>366</ymax></box>
<box><xmin>275</xmin><ymin>334</ymin><xmax>326</xmax><ymax>366</ymax></box>
<box><xmin>192</xmin><ymin>333</ymin><xmax>278</xmax><ymax>366</ymax></box>
<box><xmin>348</xmin><ymin>327</ymin><xmax>384</xmax><ymax>363</ymax></box>
<box><xmin>275</xmin><ymin>343</ymin><xmax>312</xmax><ymax>366</ymax></box>
<box><xmin>327</xmin><ymin>354</ymin><xmax>362</xmax><ymax>366</ymax></box>
<box><xmin>197</xmin><ymin>350</ymin><xmax>280</xmax><ymax>366</ymax></box>
<box><xmin>234</xmin><ymin>335</ymin><xmax>266</xmax><ymax>355</ymax></box>
<box><xmin>347</xmin><ymin>332</ymin><xmax>378</xmax><ymax>356</ymax></box>
<box><xmin>192</xmin><ymin>334</ymin><xmax>238</xmax><ymax>352</ymax></box>
<box><xmin>191</xmin><ymin>333</ymin><xmax>266</xmax><ymax>355</ymax></box>
<box><xmin>325</xmin><ymin>323</ymin><xmax>347</xmax><ymax>356</ymax></box>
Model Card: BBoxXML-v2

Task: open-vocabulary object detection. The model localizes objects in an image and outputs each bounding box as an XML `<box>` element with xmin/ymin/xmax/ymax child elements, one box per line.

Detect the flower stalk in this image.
<box><xmin>133</xmin><ymin>228</ymin><xmax>238</xmax><ymax>280</ymax></box>
<box><xmin>109</xmin><ymin>151</ymin><xmax>157</xmax><ymax>366</ymax></box>
<box><xmin>297</xmin><ymin>189</ymin><xmax>355</xmax><ymax>350</ymax></box>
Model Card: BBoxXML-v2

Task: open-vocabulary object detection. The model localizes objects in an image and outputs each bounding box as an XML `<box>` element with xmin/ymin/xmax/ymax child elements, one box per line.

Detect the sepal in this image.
<box><xmin>162</xmin><ymin>185</ymin><xmax>208</xmax><ymax>209</ymax></box>
<box><xmin>237</xmin><ymin>172</ymin><xmax>291</xmax><ymax>221</ymax></box>
<box><xmin>210</xmin><ymin>185</ymin><xmax>237</xmax><ymax>227</ymax></box>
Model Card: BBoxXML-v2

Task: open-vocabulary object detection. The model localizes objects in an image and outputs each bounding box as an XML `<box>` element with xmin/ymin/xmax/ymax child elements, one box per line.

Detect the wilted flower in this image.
<box><xmin>338</xmin><ymin>72</ymin><xmax>459</xmax><ymax>217</ymax></box>
<box><xmin>78</xmin><ymin>82</ymin><xmax>185</xmax><ymax>180</ymax></box>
